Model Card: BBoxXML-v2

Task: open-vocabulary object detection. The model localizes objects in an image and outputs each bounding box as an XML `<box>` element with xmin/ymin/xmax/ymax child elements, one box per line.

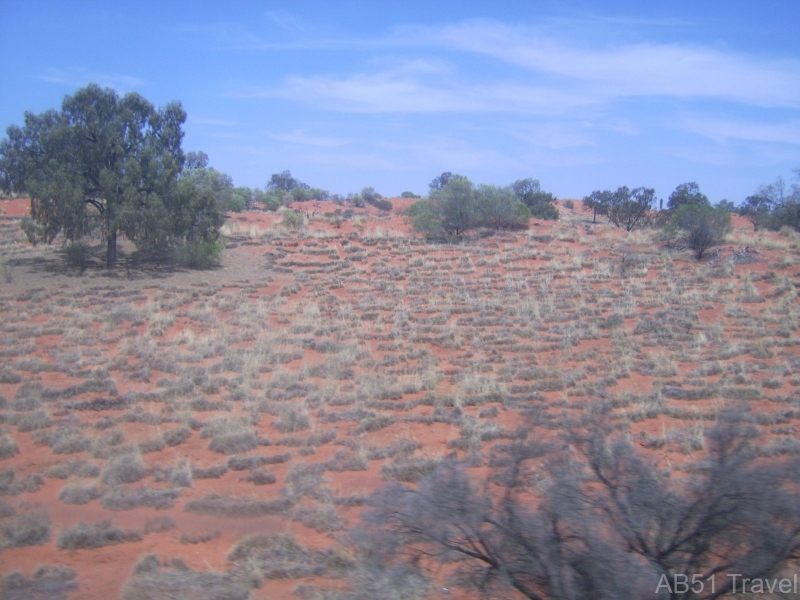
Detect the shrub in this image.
<box><xmin>413</xmin><ymin>177</ymin><xmax>523</xmax><ymax>237</ymax></box>
<box><xmin>227</xmin><ymin>456</ymin><xmax>260</xmax><ymax>471</ymax></box>
<box><xmin>476</xmin><ymin>184</ymin><xmax>530</xmax><ymax>230</ymax></box>
<box><xmin>57</xmin><ymin>519</ymin><xmax>142</xmax><ymax>549</ymax></box>
<box><xmin>0</xmin><ymin>565</ymin><xmax>78</xmax><ymax>600</ymax></box>
<box><xmin>281</xmin><ymin>209</ymin><xmax>305</xmax><ymax>230</ymax></box>
<box><xmin>0</xmin><ymin>469</ymin><xmax>45</xmax><ymax>495</ymax></box>
<box><xmin>19</xmin><ymin>216</ymin><xmax>44</xmax><ymax>246</ymax></box>
<box><xmin>207</xmin><ymin>431</ymin><xmax>259</xmax><ymax>455</ymax></box>
<box><xmin>0</xmin><ymin>434</ymin><xmax>19</xmax><ymax>459</ymax></box>
<box><xmin>120</xmin><ymin>556</ymin><xmax>250</xmax><ymax>600</ymax></box>
<box><xmin>144</xmin><ymin>516</ymin><xmax>176</xmax><ymax>534</ymax></box>
<box><xmin>359</xmin><ymin>412</ymin><xmax>800</xmax><ymax>600</ymax></box>
<box><xmin>583</xmin><ymin>186</ymin><xmax>654</xmax><ymax>230</ymax></box>
<box><xmin>740</xmin><ymin>174</ymin><xmax>800</xmax><ymax>232</ymax></box>
<box><xmin>1</xmin><ymin>509</ymin><xmax>50</xmax><ymax>547</ymax></box>
<box><xmin>45</xmin><ymin>460</ymin><xmax>99</xmax><ymax>479</ymax></box>
<box><xmin>512</xmin><ymin>178</ymin><xmax>559</xmax><ymax>221</ymax></box>
<box><xmin>226</xmin><ymin>533</ymin><xmax>353</xmax><ymax>580</ymax></box>
<box><xmin>667</xmin><ymin>182</ymin><xmax>710</xmax><ymax>210</ymax></box>
<box><xmin>63</xmin><ymin>242</ymin><xmax>93</xmax><ymax>272</ymax></box>
<box><xmin>101</xmin><ymin>449</ymin><xmax>146</xmax><ymax>485</ymax></box>
<box><xmin>0</xmin><ymin>367</ymin><xmax>22</xmax><ymax>384</ymax></box>
<box><xmin>180</xmin><ymin>530</ymin><xmax>221</xmax><ymax>544</ymax></box>
<box><xmin>173</xmin><ymin>239</ymin><xmax>223</xmax><ymax>269</ymax></box>
<box><xmin>200</xmin><ymin>417</ymin><xmax>259</xmax><ymax>454</ymax></box>
<box><xmin>152</xmin><ymin>458</ymin><xmax>193</xmax><ymax>487</ymax></box>
<box><xmin>671</xmin><ymin>204</ymin><xmax>731</xmax><ymax>260</ymax></box>
<box><xmin>100</xmin><ymin>486</ymin><xmax>181</xmax><ymax>511</ymax></box>
<box><xmin>243</xmin><ymin>470</ymin><xmax>277</xmax><ymax>485</ymax></box>
<box><xmin>227</xmin><ymin>453</ymin><xmax>290</xmax><ymax>471</ymax></box>
<box><xmin>163</xmin><ymin>426</ymin><xmax>191</xmax><ymax>447</ymax></box>
<box><xmin>191</xmin><ymin>464</ymin><xmax>228</xmax><ymax>479</ymax></box>
<box><xmin>58</xmin><ymin>483</ymin><xmax>101</xmax><ymax>505</ymax></box>
<box><xmin>184</xmin><ymin>494</ymin><xmax>293</xmax><ymax>518</ymax></box>
<box><xmin>380</xmin><ymin>456</ymin><xmax>441</xmax><ymax>483</ymax></box>
<box><xmin>203</xmin><ymin>418</ymin><xmax>259</xmax><ymax>455</ymax></box>
<box><xmin>290</xmin><ymin>504</ymin><xmax>344</xmax><ymax>533</ymax></box>
<box><xmin>406</xmin><ymin>199</ymin><xmax>443</xmax><ymax>237</ymax></box>
<box><xmin>274</xmin><ymin>406</ymin><xmax>311</xmax><ymax>433</ymax></box>
<box><xmin>0</xmin><ymin>500</ymin><xmax>15</xmax><ymax>518</ymax></box>
<box><xmin>284</xmin><ymin>463</ymin><xmax>330</xmax><ymax>502</ymax></box>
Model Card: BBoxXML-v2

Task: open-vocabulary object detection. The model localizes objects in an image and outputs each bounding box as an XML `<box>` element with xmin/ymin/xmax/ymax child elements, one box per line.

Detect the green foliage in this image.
<box><xmin>410</xmin><ymin>177</ymin><xmax>530</xmax><ymax>238</ymax></box>
<box><xmin>511</xmin><ymin>178</ymin><xmax>558</xmax><ymax>220</ymax></box>
<box><xmin>429</xmin><ymin>171</ymin><xmax>457</xmax><ymax>191</ymax></box>
<box><xmin>360</xmin><ymin>186</ymin><xmax>380</xmax><ymax>204</ymax></box>
<box><xmin>429</xmin><ymin>175</ymin><xmax>477</xmax><ymax>236</ymax></box>
<box><xmin>360</xmin><ymin>186</ymin><xmax>392</xmax><ymax>211</ymax></box>
<box><xmin>180</xmin><ymin>162</ymin><xmax>242</xmax><ymax>213</ymax></box>
<box><xmin>268</xmin><ymin>169</ymin><xmax>307</xmax><ymax>192</ymax></box>
<box><xmin>475</xmin><ymin>184</ymin><xmax>530</xmax><ymax>230</ymax></box>
<box><xmin>583</xmin><ymin>186</ymin><xmax>654</xmax><ymax>231</ymax></box>
<box><xmin>583</xmin><ymin>189</ymin><xmax>611</xmax><ymax>223</ymax></box>
<box><xmin>260</xmin><ymin>189</ymin><xmax>286</xmax><ymax>211</ymax></box>
<box><xmin>281</xmin><ymin>209</ymin><xmax>305</xmax><ymax>230</ymax></box>
<box><xmin>400</xmin><ymin>191</ymin><xmax>420</xmax><ymax>199</ymax></box>
<box><xmin>232</xmin><ymin>187</ymin><xmax>254</xmax><ymax>210</ymax></box>
<box><xmin>715</xmin><ymin>199</ymin><xmax>736</xmax><ymax>212</ymax></box>
<box><xmin>667</xmin><ymin>182</ymin><xmax>710</xmax><ymax>210</ymax></box>
<box><xmin>290</xmin><ymin>186</ymin><xmax>329</xmax><ymax>202</ymax></box>
<box><xmin>741</xmin><ymin>173</ymin><xmax>800</xmax><ymax>231</ymax></box>
<box><xmin>265</xmin><ymin>170</ymin><xmax>328</xmax><ymax>203</ymax></box>
<box><xmin>0</xmin><ymin>84</ymin><xmax>224</xmax><ymax>268</ymax></box>
<box><xmin>670</xmin><ymin>204</ymin><xmax>731</xmax><ymax>260</ymax></box>
<box><xmin>773</xmin><ymin>200</ymin><xmax>800</xmax><ymax>231</ymax></box>
<box><xmin>19</xmin><ymin>216</ymin><xmax>43</xmax><ymax>245</ymax></box>
<box><xmin>62</xmin><ymin>241</ymin><xmax>93</xmax><ymax>272</ymax></box>
<box><xmin>406</xmin><ymin>199</ymin><xmax>442</xmax><ymax>237</ymax></box>
<box><xmin>173</xmin><ymin>239</ymin><xmax>223</xmax><ymax>269</ymax></box>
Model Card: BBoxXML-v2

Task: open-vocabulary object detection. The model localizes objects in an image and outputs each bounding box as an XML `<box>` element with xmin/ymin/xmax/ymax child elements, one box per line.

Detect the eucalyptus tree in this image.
<box><xmin>0</xmin><ymin>84</ymin><xmax>221</xmax><ymax>267</ymax></box>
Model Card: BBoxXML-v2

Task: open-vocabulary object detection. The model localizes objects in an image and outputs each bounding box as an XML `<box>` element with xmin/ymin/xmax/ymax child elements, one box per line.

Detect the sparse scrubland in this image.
<box><xmin>0</xmin><ymin>186</ymin><xmax>799</xmax><ymax>600</ymax></box>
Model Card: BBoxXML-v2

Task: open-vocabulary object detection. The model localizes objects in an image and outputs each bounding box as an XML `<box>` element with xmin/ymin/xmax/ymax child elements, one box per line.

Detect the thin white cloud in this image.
<box><xmin>267</xmin><ymin>129</ymin><xmax>351</xmax><ymax>147</ymax></box>
<box><xmin>264</xmin><ymin>10</ymin><xmax>309</xmax><ymax>35</ymax></box>
<box><xmin>223</xmin><ymin>18</ymin><xmax>800</xmax><ymax>118</ymax></box>
<box><xmin>506</xmin><ymin>122</ymin><xmax>597</xmax><ymax>149</ymax></box>
<box><xmin>662</xmin><ymin>145</ymin><xmax>737</xmax><ymax>166</ymax></box>
<box><xmin>681</xmin><ymin>118</ymin><xmax>800</xmax><ymax>145</ymax></box>
<box><xmin>296</xmin><ymin>149</ymin><xmax>403</xmax><ymax>171</ymax></box>
<box><xmin>208</xmin><ymin>132</ymin><xmax>247</xmax><ymax>140</ymax></box>
<box><xmin>571</xmin><ymin>15</ymin><xmax>695</xmax><ymax>27</ymax></box>
<box><xmin>408</xmin><ymin>20</ymin><xmax>800</xmax><ymax>109</ymax></box>
<box><xmin>39</xmin><ymin>67</ymin><xmax>148</xmax><ymax>90</ymax></box>
<box><xmin>190</xmin><ymin>117</ymin><xmax>240</xmax><ymax>127</ymax></box>
<box><xmin>247</xmin><ymin>59</ymin><xmax>594</xmax><ymax>115</ymax></box>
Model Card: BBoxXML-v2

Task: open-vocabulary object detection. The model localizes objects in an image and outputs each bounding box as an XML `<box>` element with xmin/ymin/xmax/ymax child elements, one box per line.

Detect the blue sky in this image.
<box><xmin>1</xmin><ymin>0</ymin><xmax>799</xmax><ymax>202</ymax></box>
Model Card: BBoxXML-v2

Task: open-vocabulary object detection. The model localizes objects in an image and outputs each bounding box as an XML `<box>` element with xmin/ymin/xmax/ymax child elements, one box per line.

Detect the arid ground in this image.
<box><xmin>1</xmin><ymin>197</ymin><xmax>799</xmax><ymax>599</ymax></box>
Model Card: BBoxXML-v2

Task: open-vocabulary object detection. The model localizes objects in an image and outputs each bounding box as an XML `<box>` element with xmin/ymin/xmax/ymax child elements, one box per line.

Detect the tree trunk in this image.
<box><xmin>106</xmin><ymin>229</ymin><xmax>117</xmax><ymax>268</ymax></box>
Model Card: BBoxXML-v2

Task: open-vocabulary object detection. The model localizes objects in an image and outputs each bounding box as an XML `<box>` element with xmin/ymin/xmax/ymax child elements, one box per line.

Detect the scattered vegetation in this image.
<box><xmin>57</xmin><ymin>519</ymin><xmax>143</xmax><ymax>549</ymax></box>
<box><xmin>1</xmin><ymin>566</ymin><xmax>78</xmax><ymax>600</ymax></box>
<box><xmin>1</xmin><ymin>508</ymin><xmax>51</xmax><ymax>548</ymax></box>
<box><xmin>0</xmin><ymin>160</ymin><xmax>799</xmax><ymax>599</ymax></box>
<box><xmin>120</xmin><ymin>555</ymin><xmax>250</xmax><ymax>600</ymax></box>
<box><xmin>359</xmin><ymin>411</ymin><xmax>800</xmax><ymax>600</ymax></box>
